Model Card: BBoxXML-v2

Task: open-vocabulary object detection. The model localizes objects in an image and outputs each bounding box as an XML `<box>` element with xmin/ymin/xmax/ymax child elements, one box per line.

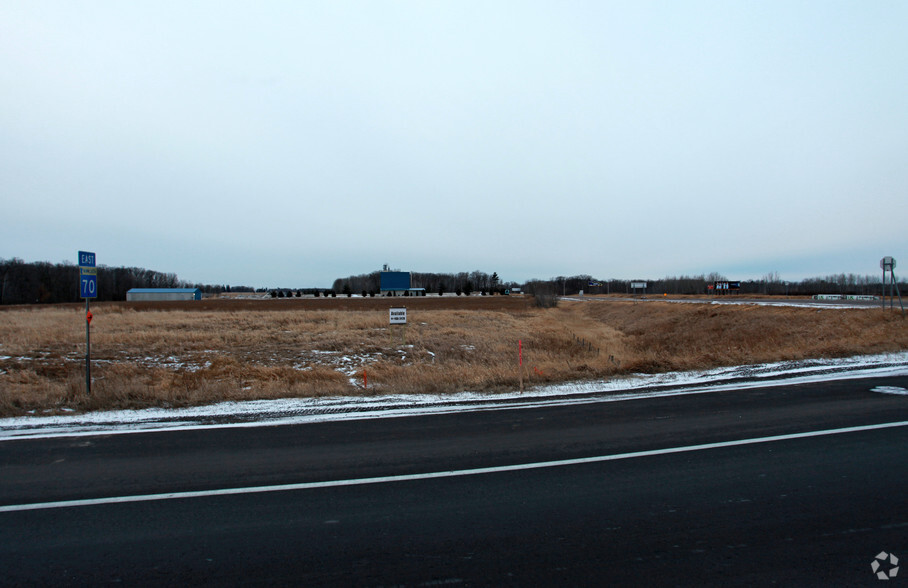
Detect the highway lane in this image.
<box><xmin>1</xmin><ymin>375</ymin><xmax>907</xmax><ymax>585</ymax></box>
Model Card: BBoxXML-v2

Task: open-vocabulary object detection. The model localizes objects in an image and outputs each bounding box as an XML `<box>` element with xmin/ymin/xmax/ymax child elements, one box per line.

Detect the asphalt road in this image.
<box><xmin>1</xmin><ymin>375</ymin><xmax>907</xmax><ymax>586</ymax></box>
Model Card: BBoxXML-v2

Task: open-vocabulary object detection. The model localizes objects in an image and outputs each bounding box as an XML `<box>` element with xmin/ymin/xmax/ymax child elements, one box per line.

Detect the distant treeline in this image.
<box><xmin>2</xmin><ymin>257</ymin><xmax>903</xmax><ymax>306</ymax></box>
<box><xmin>0</xmin><ymin>258</ymin><xmax>253</xmax><ymax>305</ymax></box>
<box><xmin>331</xmin><ymin>270</ymin><xmax>520</xmax><ymax>296</ymax></box>
<box><xmin>525</xmin><ymin>272</ymin><xmax>904</xmax><ymax>297</ymax></box>
<box><xmin>334</xmin><ymin>270</ymin><xmax>903</xmax><ymax>298</ymax></box>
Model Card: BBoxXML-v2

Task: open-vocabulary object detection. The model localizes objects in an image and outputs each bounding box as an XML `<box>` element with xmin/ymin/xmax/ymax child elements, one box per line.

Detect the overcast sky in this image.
<box><xmin>2</xmin><ymin>1</ymin><xmax>906</xmax><ymax>287</ymax></box>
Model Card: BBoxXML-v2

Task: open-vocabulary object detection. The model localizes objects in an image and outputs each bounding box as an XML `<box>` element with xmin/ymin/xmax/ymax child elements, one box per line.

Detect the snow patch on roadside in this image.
<box><xmin>1</xmin><ymin>352</ymin><xmax>906</xmax><ymax>440</ymax></box>
<box><xmin>561</xmin><ymin>297</ymin><xmax>878</xmax><ymax>310</ymax></box>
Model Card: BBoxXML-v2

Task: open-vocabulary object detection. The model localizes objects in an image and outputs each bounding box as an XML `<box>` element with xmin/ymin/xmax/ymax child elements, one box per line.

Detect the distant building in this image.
<box><xmin>379</xmin><ymin>271</ymin><xmax>426</xmax><ymax>296</ymax></box>
<box><xmin>126</xmin><ymin>288</ymin><xmax>202</xmax><ymax>301</ymax></box>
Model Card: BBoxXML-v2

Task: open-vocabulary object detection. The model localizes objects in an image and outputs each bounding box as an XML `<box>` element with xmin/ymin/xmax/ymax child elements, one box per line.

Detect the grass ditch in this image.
<box><xmin>1</xmin><ymin>299</ymin><xmax>905</xmax><ymax>416</ymax></box>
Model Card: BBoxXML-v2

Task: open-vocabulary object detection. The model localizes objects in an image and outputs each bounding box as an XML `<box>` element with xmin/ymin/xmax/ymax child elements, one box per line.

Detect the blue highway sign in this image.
<box><xmin>78</xmin><ymin>251</ymin><xmax>97</xmax><ymax>298</ymax></box>
<box><xmin>78</xmin><ymin>251</ymin><xmax>96</xmax><ymax>268</ymax></box>
<box><xmin>80</xmin><ymin>274</ymin><xmax>98</xmax><ymax>299</ymax></box>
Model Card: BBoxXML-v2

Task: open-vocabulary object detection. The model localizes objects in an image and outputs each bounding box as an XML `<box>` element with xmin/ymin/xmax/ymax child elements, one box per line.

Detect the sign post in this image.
<box><xmin>78</xmin><ymin>251</ymin><xmax>97</xmax><ymax>394</ymax></box>
<box><xmin>389</xmin><ymin>307</ymin><xmax>407</xmax><ymax>325</ymax></box>
<box><xmin>390</xmin><ymin>307</ymin><xmax>407</xmax><ymax>344</ymax></box>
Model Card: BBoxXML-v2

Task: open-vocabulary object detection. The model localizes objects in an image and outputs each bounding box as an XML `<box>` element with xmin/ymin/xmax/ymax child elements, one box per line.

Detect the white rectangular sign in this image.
<box><xmin>631</xmin><ymin>281</ymin><xmax>647</xmax><ymax>289</ymax></box>
<box><xmin>390</xmin><ymin>307</ymin><xmax>407</xmax><ymax>325</ymax></box>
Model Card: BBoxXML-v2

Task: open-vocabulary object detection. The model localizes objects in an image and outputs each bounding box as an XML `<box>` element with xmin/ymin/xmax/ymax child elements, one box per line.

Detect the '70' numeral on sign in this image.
<box><xmin>81</xmin><ymin>275</ymin><xmax>97</xmax><ymax>299</ymax></box>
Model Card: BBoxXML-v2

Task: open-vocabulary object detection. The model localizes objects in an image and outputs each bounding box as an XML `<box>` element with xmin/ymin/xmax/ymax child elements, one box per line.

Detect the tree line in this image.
<box><xmin>526</xmin><ymin>272</ymin><xmax>905</xmax><ymax>297</ymax></box>
<box><xmin>0</xmin><ymin>258</ymin><xmax>252</xmax><ymax>305</ymax></box>
<box><xmin>331</xmin><ymin>269</ymin><xmax>520</xmax><ymax>297</ymax></box>
<box><xmin>2</xmin><ymin>257</ymin><xmax>903</xmax><ymax>305</ymax></box>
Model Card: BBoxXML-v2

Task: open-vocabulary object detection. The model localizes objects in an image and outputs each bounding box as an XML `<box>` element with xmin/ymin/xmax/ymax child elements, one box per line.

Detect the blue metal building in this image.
<box><xmin>379</xmin><ymin>271</ymin><xmax>425</xmax><ymax>296</ymax></box>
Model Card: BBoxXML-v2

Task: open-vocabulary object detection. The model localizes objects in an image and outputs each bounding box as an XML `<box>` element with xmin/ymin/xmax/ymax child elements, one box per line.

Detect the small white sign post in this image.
<box><xmin>390</xmin><ymin>307</ymin><xmax>407</xmax><ymax>344</ymax></box>
<box><xmin>389</xmin><ymin>308</ymin><xmax>407</xmax><ymax>325</ymax></box>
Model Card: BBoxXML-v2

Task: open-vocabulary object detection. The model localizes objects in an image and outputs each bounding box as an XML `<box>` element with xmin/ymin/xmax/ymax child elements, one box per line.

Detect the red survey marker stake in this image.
<box><xmin>518</xmin><ymin>339</ymin><xmax>523</xmax><ymax>393</ymax></box>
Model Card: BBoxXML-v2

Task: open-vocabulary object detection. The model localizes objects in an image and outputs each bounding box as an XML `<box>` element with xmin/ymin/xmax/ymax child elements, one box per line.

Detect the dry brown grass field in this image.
<box><xmin>1</xmin><ymin>296</ymin><xmax>905</xmax><ymax>416</ymax></box>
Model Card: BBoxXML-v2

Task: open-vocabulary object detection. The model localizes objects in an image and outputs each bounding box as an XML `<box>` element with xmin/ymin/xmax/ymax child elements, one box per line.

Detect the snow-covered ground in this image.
<box><xmin>560</xmin><ymin>296</ymin><xmax>882</xmax><ymax>310</ymax></box>
<box><xmin>2</xmin><ymin>352</ymin><xmax>907</xmax><ymax>440</ymax></box>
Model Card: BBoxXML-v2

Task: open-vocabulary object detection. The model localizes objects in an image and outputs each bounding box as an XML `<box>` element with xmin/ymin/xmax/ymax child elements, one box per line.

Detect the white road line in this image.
<box><xmin>2</xmin><ymin>421</ymin><xmax>906</xmax><ymax>513</ymax></box>
<box><xmin>872</xmin><ymin>386</ymin><xmax>908</xmax><ymax>396</ymax></box>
